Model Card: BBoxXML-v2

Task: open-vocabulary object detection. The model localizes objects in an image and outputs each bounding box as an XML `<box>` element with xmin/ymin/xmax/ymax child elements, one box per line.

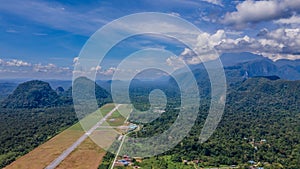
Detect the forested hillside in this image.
<box><xmin>0</xmin><ymin>77</ymin><xmax>112</xmax><ymax>168</ymax></box>
<box><xmin>1</xmin><ymin>75</ymin><xmax>299</xmax><ymax>168</ymax></box>
<box><xmin>101</xmin><ymin>77</ymin><xmax>300</xmax><ymax>169</ymax></box>
<box><xmin>0</xmin><ymin>107</ymin><xmax>76</xmax><ymax>168</ymax></box>
<box><xmin>2</xmin><ymin>80</ymin><xmax>60</xmax><ymax>108</ymax></box>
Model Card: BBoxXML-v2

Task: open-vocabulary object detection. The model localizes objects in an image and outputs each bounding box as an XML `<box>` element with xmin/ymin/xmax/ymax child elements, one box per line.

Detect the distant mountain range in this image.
<box><xmin>186</xmin><ymin>52</ymin><xmax>300</xmax><ymax>81</ymax></box>
<box><xmin>1</xmin><ymin>77</ymin><xmax>111</xmax><ymax>109</ymax></box>
<box><xmin>220</xmin><ymin>52</ymin><xmax>300</xmax><ymax>80</ymax></box>
<box><xmin>0</xmin><ymin>82</ymin><xmax>18</xmax><ymax>100</ymax></box>
<box><xmin>1</xmin><ymin>52</ymin><xmax>300</xmax><ymax>108</ymax></box>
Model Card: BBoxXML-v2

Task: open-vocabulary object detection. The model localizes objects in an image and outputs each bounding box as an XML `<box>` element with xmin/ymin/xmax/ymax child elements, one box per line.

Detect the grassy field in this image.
<box><xmin>4</xmin><ymin>104</ymin><xmax>117</xmax><ymax>169</ymax></box>
<box><xmin>106</xmin><ymin>110</ymin><xmax>127</xmax><ymax>126</ymax></box>
<box><xmin>91</xmin><ymin>104</ymin><xmax>132</xmax><ymax>152</ymax></box>
<box><xmin>4</xmin><ymin>129</ymin><xmax>84</xmax><ymax>169</ymax></box>
<box><xmin>101</xmin><ymin>104</ymin><xmax>116</xmax><ymax>116</ymax></box>
<box><xmin>56</xmin><ymin>137</ymin><xmax>106</xmax><ymax>169</ymax></box>
<box><xmin>90</xmin><ymin>128</ymin><xmax>120</xmax><ymax>153</ymax></box>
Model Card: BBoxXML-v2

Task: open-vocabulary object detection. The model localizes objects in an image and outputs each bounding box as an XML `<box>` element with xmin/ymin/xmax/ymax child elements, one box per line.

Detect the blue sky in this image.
<box><xmin>1</xmin><ymin>0</ymin><xmax>300</xmax><ymax>79</ymax></box>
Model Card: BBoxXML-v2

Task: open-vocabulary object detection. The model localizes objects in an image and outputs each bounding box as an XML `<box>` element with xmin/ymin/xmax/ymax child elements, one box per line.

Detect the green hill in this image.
<box><xmin>1</xmin><ymin>77</ymin><xmax>112</xmax><ymax>109</ymax></box>
<box><xmin>2</xmin><ymin>80</ymin><xmax>60</xmax><ymax>108</ymax></box>
<box><xmin>228</xmin><ymin>78</ymin><xmax>300</xmax><ymax>112</ymax></box>
<box><xmin>63</xmin><ymin>77</ymin><xmax>112</xmax><ymax>107</ymax></box>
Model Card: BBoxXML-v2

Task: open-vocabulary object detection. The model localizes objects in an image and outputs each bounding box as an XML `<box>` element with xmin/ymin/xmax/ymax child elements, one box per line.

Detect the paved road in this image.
<box><xmin>45</xmin><ymin>104</ymin><xmax>121</xmax><ymax>169</ymax></box>
<box><xmin>110</xmin><ymin>109</ymin><xmax>132</xmax><ymax>169</ymax></box>
<box><xmin>110</xmin><ymin>134</ymin><xmax>126</xmax><ymax>169</ymax></box>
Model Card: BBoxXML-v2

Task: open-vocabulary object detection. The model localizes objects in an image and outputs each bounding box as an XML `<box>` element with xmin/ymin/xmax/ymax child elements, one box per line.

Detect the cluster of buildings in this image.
<box><xmin>114</xmin><ymin>155</ymin><xmax>141</xmax><ymax>168</ymax></box>
<box><xmin>115</xmin><ymin>155</ymin><xmax>132</xmax><ymax>166</ymax></box>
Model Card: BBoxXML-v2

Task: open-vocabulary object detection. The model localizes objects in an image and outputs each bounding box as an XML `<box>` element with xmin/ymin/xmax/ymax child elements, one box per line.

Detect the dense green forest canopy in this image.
<box><xmin>0</xmin><ymin>106</ymin><xmax>77</xmax><ymax>168</ymax></box>
<box><xmin>2</xmin><ymin>80</ymin><xmax>61</xmax><ymax>108</ymax></box>
<box><xmin>101</xmin><ymin>77</ymin><xmax>300</xmax><ymax>169</ymax></box>
<box><xmin>0</xmin><ymin>77</ymin><xmax>112</xmax><ymax>168</ymax></box>
<box><xmin>0</xmin><ymin>74</ymin><xmax>299</xmax><ymax>168</ymax></box>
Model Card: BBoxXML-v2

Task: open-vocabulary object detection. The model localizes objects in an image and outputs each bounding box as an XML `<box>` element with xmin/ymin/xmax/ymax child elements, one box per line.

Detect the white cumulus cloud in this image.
<box><xmin>202</xmin><ymin>0</ymin><xmax>223</xmax><ymax>6</ymax></box>
<box><xmin>5</xmin><ymin>59</ymin><xmax>31</xmax><ymax>67</ymax></box>
<box><xmin>223</xmin><ymin>0</ymin><xmax>300</xmax><ymax>26</ymax></box>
